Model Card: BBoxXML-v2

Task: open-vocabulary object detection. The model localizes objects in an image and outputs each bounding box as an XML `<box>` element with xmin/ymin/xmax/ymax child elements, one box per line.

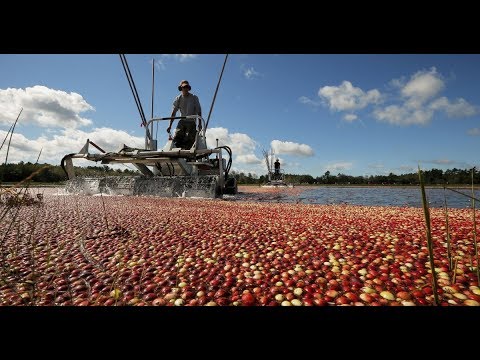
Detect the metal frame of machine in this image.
<box><xmin>62</xmin><ymin>114</ymin><xmax>237</xmax><ymax>197</ymax></box>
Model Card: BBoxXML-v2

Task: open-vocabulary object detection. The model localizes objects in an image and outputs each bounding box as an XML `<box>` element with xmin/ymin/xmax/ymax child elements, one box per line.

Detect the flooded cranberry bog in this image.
<box><xmin>1</xmin><ymin>185</ymin><xmax>479</xmax><ymax>306</ymax></box>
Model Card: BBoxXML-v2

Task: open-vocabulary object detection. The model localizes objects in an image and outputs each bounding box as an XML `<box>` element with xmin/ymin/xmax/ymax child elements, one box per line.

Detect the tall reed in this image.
<box><xmin>418</xmin><ymin>166</ymin><xmax>439</xmax><ymax>305</ymax></box>
<box><xmin>443</xmin><ymin>187</ymin><xmax>453</xmax><ymax>271</ymax></box>
<box><xmin>4</xmin><ymin>108</ymin><xmax>23</xmax><ymax>165</ymax></box>
<box><xmin>470</xmin><ymin>168</ymin><xmax>479</xmax><ymax>286</ymax></box>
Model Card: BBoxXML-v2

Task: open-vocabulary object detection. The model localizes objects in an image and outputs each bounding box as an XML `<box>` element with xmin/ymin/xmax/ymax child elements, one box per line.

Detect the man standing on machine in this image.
<box><xmin>167</xmin><ymin>80</ymin><xmax>202</xmax><ymax>149</ymax></box>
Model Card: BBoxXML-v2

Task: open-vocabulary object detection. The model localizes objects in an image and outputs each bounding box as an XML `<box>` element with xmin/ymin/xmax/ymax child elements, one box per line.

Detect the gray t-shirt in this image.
<box><xmin>172</xmin><ymin>93</ymin><xmax>202</xmax><ymax>118</ymax></box>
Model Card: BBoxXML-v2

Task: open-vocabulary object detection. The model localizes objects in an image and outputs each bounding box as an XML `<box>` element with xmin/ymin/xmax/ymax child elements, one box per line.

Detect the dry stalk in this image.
<box><xmin>418</xmin><ymin>166</ymin><xmax>439</xmax><ymax>305</ymax></box>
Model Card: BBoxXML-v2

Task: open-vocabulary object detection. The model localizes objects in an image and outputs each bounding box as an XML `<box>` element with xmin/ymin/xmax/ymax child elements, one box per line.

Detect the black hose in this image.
<box><xmin>60</xmin><ymin>154</ymin><xmax>76</xmax><ymax>178</ymax></box>
<box><xmin>215</xmin><ymin>146</ymin><xmax>233</xmax><ymax>179</ymax></box>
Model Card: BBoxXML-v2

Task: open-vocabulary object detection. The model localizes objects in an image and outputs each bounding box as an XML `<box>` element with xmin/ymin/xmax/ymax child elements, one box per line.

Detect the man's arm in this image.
<box><xmin>167</xmin><ymin>109</ymin><xmax>176</xmax><ymax>133</ymax></box>
<box><xmin>167</xmin><ymin>98</ymin><xmax>179</xmax><ymax>133</ymax></box>
<box><xmin>196</xmin><ymin>96</ymin><xmax>202</xmax><ymax>117</ymax></box>
<box><xmin>196</xmin><ymin>96</ymin><xmax>202</xmax><ymax>130</ymax></box>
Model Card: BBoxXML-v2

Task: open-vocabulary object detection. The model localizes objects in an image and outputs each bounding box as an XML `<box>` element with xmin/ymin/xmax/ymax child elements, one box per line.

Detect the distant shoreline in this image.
<box><xmin>240</xmin><ymin>184</ymin><xmax>480</xmax><ymax>190</ymax></box>
<box><xmin>2</xmin><ymin>183</ymin><xmax>479</xmax><ymax>190</ymax></box>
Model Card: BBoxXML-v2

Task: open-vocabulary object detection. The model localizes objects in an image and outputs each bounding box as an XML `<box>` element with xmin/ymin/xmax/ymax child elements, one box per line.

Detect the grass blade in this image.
<box><xmin>452</xmin><ymin>258</ymin><xmax>458</xmax><ymax>284</ymax></box>
<box><xmin>35</xmin><ymin>147</ymin><xmax>43</xmax><ymax>165</ymax></box>
<box><xmin>444</xmin><ymin>187</ymin><xmax>480</xmax><ymax>203</ymax></box>
<box><xmin>4</xmin><ymin>108</ymin><xmax>23</xmax><ymax>165</ymax></box>
<box><xmin>443</xmin><ymin>187</ymin><xmax>453</xmax><ymax>271</ymax></box>
<box><xmin>471</xmin><ymin>168</ymin><xmax>479</xmax><ymax>286</ymax></box>
<box><xmin>418</xmin><ymin>165</ymin><xmax>439</xmax><ymax>305</ymax></box>
<box><xmin>0</xmin><ymin>122</ymin><xmax>14</xmax><ymax>153</ymax></box>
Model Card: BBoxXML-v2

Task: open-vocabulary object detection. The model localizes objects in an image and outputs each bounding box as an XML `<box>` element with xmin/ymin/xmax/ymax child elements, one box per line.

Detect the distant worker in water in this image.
<box><xmin>167</xmin><ymin>80</ymin><xmax>202</xmax><ymax>149</ymax></box>
<box><xmin>274</xmin><ymin>158</ymin><xmax>280</xmax><ymax>179</ymax></box>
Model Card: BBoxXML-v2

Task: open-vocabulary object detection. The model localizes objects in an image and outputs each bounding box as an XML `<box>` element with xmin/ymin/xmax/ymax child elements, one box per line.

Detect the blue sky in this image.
<box><xmin>1</xmin><ymin>54</ymin><xmax>479</xmax><ymax>178</ymax></box>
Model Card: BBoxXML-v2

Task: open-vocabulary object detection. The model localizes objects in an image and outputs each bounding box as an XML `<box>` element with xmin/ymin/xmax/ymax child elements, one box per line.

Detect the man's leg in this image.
<box><xmin>184</xmin><ymin>121</ymin><xmax>197</xmax><ymax>149</ymax></box>
<box><xmin>173</xmin><ymin>124</ymin><xmax>186</xmax><ymax>148</ymax></box>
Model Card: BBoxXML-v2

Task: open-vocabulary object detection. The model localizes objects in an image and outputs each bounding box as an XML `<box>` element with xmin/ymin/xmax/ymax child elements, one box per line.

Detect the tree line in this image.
<box><xmin>0</xmin><ymin>162</ymin><xmax>478</xmax><ymax>185</ymax></box>
<box><xmin>0</xmin><ymin>162</ymin><xmax>137</xmax><ymax>183</ymax></box>
<box><xmin>230</xmin><ymin>168</ymin><xmax>480</xmax><ymax>185</ymax></box>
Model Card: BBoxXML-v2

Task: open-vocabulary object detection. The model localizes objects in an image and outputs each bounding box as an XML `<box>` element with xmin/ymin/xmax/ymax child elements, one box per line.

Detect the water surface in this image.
<box><xmin>237</xmin><ymin>186</ymin><xmax>480</xmax><ymax>209</ymax></box>
<box><xmin>286</xmin><ymin>186</ymin><xmax>479</xmax><ymax>208</ymax></box>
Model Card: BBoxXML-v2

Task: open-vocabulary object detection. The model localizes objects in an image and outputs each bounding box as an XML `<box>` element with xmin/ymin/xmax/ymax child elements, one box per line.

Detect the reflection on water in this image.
<box><xmin>283</xmin><ymin>186</ymin><xmax>479</xmax><ymax>209</ymax></box>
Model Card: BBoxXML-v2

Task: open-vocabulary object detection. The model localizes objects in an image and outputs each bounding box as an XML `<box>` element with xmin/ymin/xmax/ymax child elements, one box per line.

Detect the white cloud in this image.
<box><xmin>373</xmin><ymin>104</ymin><xmax>434</xmax><ymax>125</ymax></box>
<box><xmin>236</xmin><ymin>154</ymin><xmax>263</xmax><ymax>164</ymax></box>
<box><xmin>161</xmin><ymin>54</ymin><xmax>196</xmax><ymax>61</ymax></box>
<box><xmin>318</xmin><ymin>81</ymin><xmax>382</xmax><ymax>112</ymax></box>
<box><xmin>205</xmin><ymin>127</ymin><xmax>256</xmax><ymax>156</ymax></box>
<box><xmin>155</xmin><ymin>55</ymin><xmax>196</xmax><ymax>70</ymax></box>
<box><xmin>325</xmin><ymin>162</ymin><xmax>353</xmax><ymax>172</ymax></box>
<box><xmin>343</xmin><ymin>114</ymin><xmax>358</xmax><ymax>122</ymax></box>
<box><xmin>467</xmin><ymin>128</ymin><xmax>480</xmax><ymax>136</ymax></box>
<box><xmin>429</xmin><ymin>159</ymin><xmax>455</xmax><ymax>165</ymax></box>
<box><xmin>0</xmin><ymin>127</ymin><xmax>143</xmax><ymax>165</ymax></box>
<box><xmin>311</xmin><ymin>68</ymin><xmax>477</xmax><ymax>128</ymax></box>
<box><xmin>271</xmin><ymin>140</ymin><xmax>314</xmax><ymax>156</ymax></box>
<box><xmin>243</xmin><ymin>67</ymin><xmax>261</xmax><ymax>80</ymax></box>
<box><xmin>174</xmin><ymin>54</ymin><xmax>197</xmax><ymax>62</ymax></box>
<box><xmin>204</xmin><ymin>127</ymin><xmax>229</xmax><ymax>147</ymax></box>
<box><xmin>418</xmin><ymin>159</ymin><xmax>476</xmax><ymax>170</ymax></box>
<box><xmin>398</xmin><ymin>165</ymin><xmax>415</xmax><ymax>173</ymax></box>
<box><xmin>368</xmin><ymin>163</ymin><xmax>384</xmax><ymax>169</ymax></box>
<box><xmin>298</xmin><ymin>96</ymin><xmax>321</xmax><ymax>107</ymax></box>
<box><xmin>0</xmin><ymin>85</ymin><xmax>94</xmax><ymax>129</ymax></box>
<box><xmin>401</xmin><ymin>67</ymin><xmax>444</xmax><ymax>108</ymax></box>
<box><xmin>374</xmin><ymin>68</ymin><xmax>477</xmax><ymax>126</ymax></box>
<box><xmin>154</xmin><ymin>58</ymin><xmax>166</xmax><ymax>71</ymax></box>
<box><xmin>403</xmin><ymin>108</ymin><xmax>434</xmax><ymax>125</ymax></box>
<box><xmin>429</xmin><ymin>97</ymin><xmax>477</xmax><ymax>117</ymax></box>
<box><xmin>373</xmin><ymin>105</ymin><xmax>407</xmax><ymax>125</ymax></box>
<box><xmin>388</xmin><ymin>76</ymin><xmax>406</xmax><ymax>89</ymax></box>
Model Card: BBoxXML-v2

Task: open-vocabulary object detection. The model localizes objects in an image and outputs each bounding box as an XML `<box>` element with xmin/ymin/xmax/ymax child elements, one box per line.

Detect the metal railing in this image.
<box><xmin>145</xmin><ymin>115</ymin><xmax>206</xmax><ymax>150</ymax></box>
